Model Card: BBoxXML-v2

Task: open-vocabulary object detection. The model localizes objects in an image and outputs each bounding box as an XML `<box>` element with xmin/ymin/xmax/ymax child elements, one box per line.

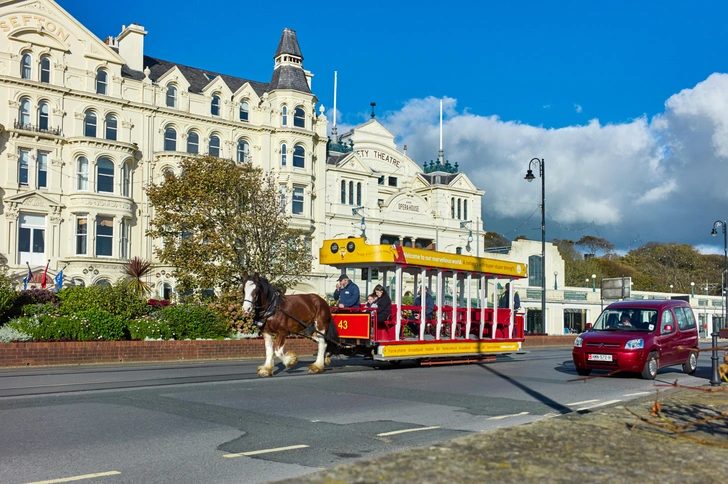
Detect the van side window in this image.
<box><xmin>675</xmin><ymin>307</ymin><xmax>696</xmax><ymax>330</ymax></box>
<box><xmin>660</xmin><ymin>310</ymin><xmax>675</xmax><ymax>333</ymax></box>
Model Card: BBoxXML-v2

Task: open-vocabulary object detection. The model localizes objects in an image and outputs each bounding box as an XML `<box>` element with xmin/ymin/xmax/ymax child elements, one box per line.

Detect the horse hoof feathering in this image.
<box><xmin>284</xmin><ymin>351</ymin><xmax>298</xmax><ymax>368</ymax></box>
<box><xmin>307</xmin><ymin>363</ymin><xmax>324</xmax><ymax>374</ymax></box>
<box><xmin>257</xmin><ymin>366</ymin><xmax>273</xmax><ymax>377</ymax></box>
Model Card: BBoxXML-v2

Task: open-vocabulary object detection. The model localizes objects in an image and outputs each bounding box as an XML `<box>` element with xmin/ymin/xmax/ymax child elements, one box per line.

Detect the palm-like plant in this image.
<box><xmin>122</xmin><ymin>257</ymin><xmax>152</xmax><ymax>297</ymax></box>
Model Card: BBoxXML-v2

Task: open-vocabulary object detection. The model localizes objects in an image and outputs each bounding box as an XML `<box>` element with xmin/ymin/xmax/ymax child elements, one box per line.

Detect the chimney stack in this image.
<box><xmin>117</xmin><ymin>23</ymin><xmax>147</xmax><ymax>72</ymax></box>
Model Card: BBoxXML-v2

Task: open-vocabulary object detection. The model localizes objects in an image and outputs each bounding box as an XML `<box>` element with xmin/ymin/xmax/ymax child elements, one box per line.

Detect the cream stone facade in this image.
<box><xmin>0</xmin><ymin>0</ymin><xmax>478</xmax><ymax>301</ymax></box>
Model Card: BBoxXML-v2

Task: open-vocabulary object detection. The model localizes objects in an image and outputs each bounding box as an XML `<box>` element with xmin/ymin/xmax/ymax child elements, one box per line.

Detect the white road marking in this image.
<box><xmin>377</xmin><ymin>426</ymin><xmax>441</xmax><ymax>436</ymax></box>
<box><xmin>623</xmin><ymin>391</ymin><xmax>652</xmax><ymax>397</ymax></box>
<box><xmin>223</xmin><ymin>444</ymin><xmax>309</xmax><ymax>458</ymax></box>
<box><xmin>577</xmin><ymin>399</ymin><xmax>622</xmax><ymax>411</ymax></box>
<box><xmin>566</xmin><ymin>399</ymin><xmax>599</xmax><ymax>406</ymax></box>
<box><xmin>25</xmin><ymin>471</ymin><xmax>121</xmax><ymax>484</ymax></box>
<box><xmin>488</xmin><ymin>411</ymin><xmax>530</xmax><ymax>420</ymax></box>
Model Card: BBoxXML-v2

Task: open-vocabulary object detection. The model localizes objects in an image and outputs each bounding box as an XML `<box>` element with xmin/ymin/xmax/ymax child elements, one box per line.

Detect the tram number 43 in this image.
<box><xmin>337</xmin><ymin>320</ymin><xmax>349</xmax><ymax>330</ymax></box>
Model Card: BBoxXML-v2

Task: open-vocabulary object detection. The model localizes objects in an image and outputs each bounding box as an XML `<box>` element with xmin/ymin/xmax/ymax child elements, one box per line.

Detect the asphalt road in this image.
<box><xmin>0</xmin><ymin>345</ymin><xmax>716</xmax><ymax>484</ymax></box>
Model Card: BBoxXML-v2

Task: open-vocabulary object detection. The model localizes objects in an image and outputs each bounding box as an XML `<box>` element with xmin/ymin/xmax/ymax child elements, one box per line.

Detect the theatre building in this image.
<box><xmin>0</xmin><ymin>0</ymin><xmax>479</xmax><ymax>300</ymax></box>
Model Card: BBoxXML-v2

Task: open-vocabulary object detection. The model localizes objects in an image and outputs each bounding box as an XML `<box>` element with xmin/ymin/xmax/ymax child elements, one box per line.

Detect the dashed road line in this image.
<box><xmin>576</xmin><ymin>399</ymin><xmax>622</xmax><ymax>411</ymax></box>
<box><xmin>566</xmin><ymin>399</ymin><xmax>599</xmax><ymax>406</ymax></box>
<box><xmin>488</xmin><ymin>411</ymin><xmax>530</xmax><ymax>420</ymax></box>
<box><xmin>223</xmin><ymin>444</ymin><xmax>309</xmax><ymax>458</ymax></box>
<box><xmin>623</xmin><ymin>391</ymin><xmax>652</xmax><ymax>397</ymax></box>
<box><xmin>377</xmin><ymin>426</ymin><xmax>441</xmax><ymax>436</ymax></box>
<box><xmin>24</xmin><ymin>471</ymin><xmax>121</xmax><ymax>484</ymax></box>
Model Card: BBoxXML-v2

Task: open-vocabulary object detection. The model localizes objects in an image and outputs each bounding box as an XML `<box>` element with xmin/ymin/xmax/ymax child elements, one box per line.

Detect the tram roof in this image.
<box><xmin>319</xmin><ymin>238</ymin><xmax>527</xmax><ymax>279</ymax></box>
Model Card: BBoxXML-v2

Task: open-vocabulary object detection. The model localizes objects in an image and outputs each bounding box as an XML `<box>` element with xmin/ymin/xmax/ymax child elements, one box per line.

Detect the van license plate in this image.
<box><xmin>588</xmin><ymin>354</ymin><xmax>612</xmax><ymax>362</ymax></box>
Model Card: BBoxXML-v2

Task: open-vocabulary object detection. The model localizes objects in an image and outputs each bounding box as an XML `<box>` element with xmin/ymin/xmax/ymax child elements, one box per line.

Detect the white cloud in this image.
<box><xmin>375</xmin><ymin>75</ymin><xmax>728</xmax><ymax>251</ymax></box>
<box><xmin>575</xmin><ymin>104</ymin><xmax>583</xmax><ymax>113</ymax></box>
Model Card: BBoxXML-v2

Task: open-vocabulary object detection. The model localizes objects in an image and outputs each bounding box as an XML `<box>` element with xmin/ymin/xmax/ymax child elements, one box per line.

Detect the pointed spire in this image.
<box><xmin>269</xmin><ymin>28</ymin><xmax>311</xmax><ymax>93</ymax></box>
<box><xmin>274</xmin><ymin>28</ymin><xmax>303</xmax><ymax>60</ymax></box>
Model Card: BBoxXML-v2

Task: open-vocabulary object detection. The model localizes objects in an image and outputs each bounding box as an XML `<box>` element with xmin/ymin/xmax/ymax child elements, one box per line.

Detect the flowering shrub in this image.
<box><xmin>58</xmin><ymin>285</ymin><xmax>147</xmax><ymax>320</ymax></box>
<box><xmin>128</xmin><ymin>315</ymin><xmax>173</xmax><ymax>340</ymax></box>
<box><xmin>0</xmin><ymin>324</ymin><xmax>32</xmax><ymax>342</ymax></box>
<box><xmin>147</xmin><ymin>299</ymin><xmax>172</xmax><ymax>310</ymax></box>
<box><xmin>6</xmin><ymin>309</ymin><xmax>128</xmax><ymax>341</ymax></box>
<box><xmin>208</xmin><ymin>295</ymin><xmax>257</xmax><ymax>334</ymax></box>
<box><xmin>156</xmin><ymin>304</ymin><xmax>231</xmax><ymax>339</ymax></box>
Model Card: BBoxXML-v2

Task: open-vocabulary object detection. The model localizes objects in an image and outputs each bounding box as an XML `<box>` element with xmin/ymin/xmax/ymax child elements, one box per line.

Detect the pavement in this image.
<box><xmin>274</xmin><ymin>385</ymin><xmax>728</xmax><ymax>484</ymax></box>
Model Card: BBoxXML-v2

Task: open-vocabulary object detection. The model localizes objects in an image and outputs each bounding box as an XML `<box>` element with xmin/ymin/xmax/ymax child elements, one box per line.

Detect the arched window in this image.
<box><xmin>209</xmin><ymin>135</ymin><xmax>220</xmax><ymax>157</ymax></box>
<box><xmin>84</xmin><ymin>110</ymin><xmax>97</xmax><ymax>137</ymax></box>
<box><xmin>293</xmin><ymin>106</ymin><xmax>305</xmax><ymax>128</ymax></box>
<box><xmin>96</xmin><ymin>69</ymin><xmax>108</xmax><ymax>95</ymax></box>
<box><xmin>457</xmin><ymin>199</ymin><xmax>461</xmax><ymax>219</ymax></box>
<box><xmin>281</xmin><ymin>106</ymin><xmax>288</xmax><ymax>126</ymax></box>
<box><xmin>236</xmin><ymin>139</ymin><xmax>250</xmax><ymax>163</ymax></box>
<box><xmin>105</xmin><ymin>114</ymin><xmax>117</xmax><ymax>140</ymax></box>
<box><xmin>21</xmin><ymin>53</ymin><xmax>31</xmax><ymax>79</ymax></box>
<box><xmin>463</xmin><ymin>200</ymin><xmax>468</xmax><ymax>220</ymax></box>
<box><xmin>187</xmin><ymin>131</ymin><xmax>199</xmax><ymax>154</ymax></box>
<box><xmin>239</xmin><ymin>101</ymin><xmax>249</xmax><ymax>121</ymax></box>
<box><xmin>164</xmin><ymin>126</ymin><xmax>177</xmax><ymax>151</ymax></box>
<box><xmin>40</xmin><ymin>56</ymin><xmax>51</xmax><ymax>83</ymax></box>
<box><xmin>121</xmin><ymin>161</ymin><xmax>130</xmax><ymax>197</ymax></box>
<box><xmin>96</xmin><ymin>157</ymin><xmax>114</xmax><ymax>193</ymax></box>
<box><xmin>38</xmin><ymin>102</ymin><xmax>49</xmax><ymax>130</ymax></box>
<box><xmin>77</xmin><ymin>156</ymin><xmax>89</xmax><ymax>191</ymax></box>
<box><xmin>357</xmin><ymin>182</ymin><xmax>362</xmax><ymax>206</ymax></box>
<box><xmin>348</xmin><ymin>181</ymin><xmax>354</xmax><ymax>205</ymax></box>
<box><xmin>281</xmin><ymin>143</ymin><xmax>287</xmax><ymax>166</ymax></box>
<box><xmin>166</xmin><ymin>85</ymin><xmax>177</xmax><ymax>108</ymax></box>
<box><xmin>19</xmin><ymin>98</ymin><xmax>31</xmax><ymax>127</ymax></box>
<box><xmin>340</xmin><ymin>180</ymin><xmax>346</xmax><ymax>204</ymax></box>
<box><xmin>292</xmin><ymin>144</ymin><xmax>304</xmax><ymax>168</ymax></box>
<box><xmin>211</xmin><ymin>94</ymin><xmax>221</xmax><ymax>116</ymax></box>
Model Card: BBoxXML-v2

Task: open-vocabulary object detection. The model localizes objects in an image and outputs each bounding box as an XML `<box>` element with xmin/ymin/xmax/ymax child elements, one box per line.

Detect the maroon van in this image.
<box><xmin>572</xmin><ymin>300</ymin><xmax>699</xmax><ymax>379</ymax></box>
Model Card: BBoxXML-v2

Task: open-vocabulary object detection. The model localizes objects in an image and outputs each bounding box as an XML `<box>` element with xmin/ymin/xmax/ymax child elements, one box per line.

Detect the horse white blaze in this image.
<box><xmin>242</xmin><ymin>280</ymin><xmax>256</xmax><ymax>315</ymax></box>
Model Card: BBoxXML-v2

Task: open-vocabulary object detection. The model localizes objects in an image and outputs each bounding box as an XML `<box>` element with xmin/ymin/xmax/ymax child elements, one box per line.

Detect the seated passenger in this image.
<box><xmin>372</xmin><ymin>285</ymin><xmax>391</xmax><ymax>324</ymax></box>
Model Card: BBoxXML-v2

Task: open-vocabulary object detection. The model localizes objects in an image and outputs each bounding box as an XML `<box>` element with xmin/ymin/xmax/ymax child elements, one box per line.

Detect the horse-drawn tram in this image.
<box><xmin>320</xmin><ymin>237</ymin><xmax>528</xmax><ymax>365</ymax></box>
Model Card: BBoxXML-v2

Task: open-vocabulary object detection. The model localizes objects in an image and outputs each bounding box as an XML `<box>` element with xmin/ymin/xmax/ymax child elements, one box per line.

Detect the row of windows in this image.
<box><xmin>451</xmin><ymin>197</ymin><xmax>468</xmax><ymax>220</ymax></box>
<box><xmin>341</xmin><ymin>180</ymin><xmax>362</xmax><ymax>206</ymax></box>
<box><xmin>18</xmin><ymin>98</ymin><xmax>53</xmax><ymax>132</ymax></box>
<box><xmin>21</xmin><ymin>53</ymin><xmax>110</xmax><ymax>95</ymax></box>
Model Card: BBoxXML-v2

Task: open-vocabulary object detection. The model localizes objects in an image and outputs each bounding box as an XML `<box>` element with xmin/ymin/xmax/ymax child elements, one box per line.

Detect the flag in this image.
<box><xmin>54</xmin><ymin>264</ymin><xmax>68</xmax><ymax>292</ymax></box>
<box><xmin>23</xmin><ymin>262</ymin><xmax>32</xmax><ymax>291</ymax></box>
<box><xmin>40</xmin><ymin>260</ymin><xmax>49</xmax><ymax>289</ymax></box>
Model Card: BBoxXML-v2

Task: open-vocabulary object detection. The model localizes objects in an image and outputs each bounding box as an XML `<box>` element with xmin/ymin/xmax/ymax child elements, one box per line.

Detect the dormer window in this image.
<box><xmin>166</xmin><ymin>85</ymin><xmax>177</xmax><ymax>108</ymax></box>
<box><xmin>239</xmin><ymin>101</ymin><xmax>249</xmax><ymax>122</ymax></box>
<box><xmin>211</xmin><ymin>95</ymin><xmax>221</xmax><ymax>116</ymax></box>
<box><xmin>96</xmin><ymin>69</ymin><xmax>108</xmax><ymax>95</ymax></box>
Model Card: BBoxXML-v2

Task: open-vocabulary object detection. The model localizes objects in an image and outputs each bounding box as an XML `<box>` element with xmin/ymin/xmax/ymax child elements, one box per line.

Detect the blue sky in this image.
<box><xmin>59</xmin><ymin>0</ymin><xmax>728</xmax><ymax>253</ymax></box>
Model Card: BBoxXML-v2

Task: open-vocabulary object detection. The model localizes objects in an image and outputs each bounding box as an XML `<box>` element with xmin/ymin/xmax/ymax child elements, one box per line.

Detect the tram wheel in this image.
<box><xmin>389</xmin><ymin>360</ymin><xmax>402</xmax><ymax>367</ymax></box>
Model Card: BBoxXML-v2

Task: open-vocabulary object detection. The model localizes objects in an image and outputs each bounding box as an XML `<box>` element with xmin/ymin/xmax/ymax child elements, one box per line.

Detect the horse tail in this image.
<box><xmin>325</xmin><ymin>316</ymin><xmax>341</xmax><ymax>355</ymax></box>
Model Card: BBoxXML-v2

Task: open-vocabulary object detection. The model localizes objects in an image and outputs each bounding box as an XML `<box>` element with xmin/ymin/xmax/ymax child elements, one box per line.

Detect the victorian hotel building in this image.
<box><xmin>2</xmin><ymin>1</ymin><xmax>722</xmax><ymax>336</ymax></box>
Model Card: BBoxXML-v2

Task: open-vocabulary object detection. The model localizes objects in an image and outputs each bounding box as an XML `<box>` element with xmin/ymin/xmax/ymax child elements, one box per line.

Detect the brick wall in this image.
<box><xmin>0</xmin><ymin>339</ymin><xmax>318</xmax><ymax>367</ymax></box>
<box><xmin>0</xmin><ymin>336</ymin><xmax>576</xmax><ymax>368</ymax></box>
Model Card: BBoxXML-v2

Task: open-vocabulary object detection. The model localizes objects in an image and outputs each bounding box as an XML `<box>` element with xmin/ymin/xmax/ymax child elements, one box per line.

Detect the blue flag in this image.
<box><xmin>23</xmin><ymin>262</ymin><xmax>32</xmax><ymax>291</ymax></box>
<box><xmin>54</xmin><ymin>264</ymin><xmax>67</xmax><ymax>292</ymax></box>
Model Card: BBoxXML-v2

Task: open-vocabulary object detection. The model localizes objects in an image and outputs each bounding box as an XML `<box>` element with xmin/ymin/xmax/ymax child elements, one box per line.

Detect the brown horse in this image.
<box><xmin>241</xmin><ymin>274</ymin><xmax>339</xmax><ymax>377</ymax></box>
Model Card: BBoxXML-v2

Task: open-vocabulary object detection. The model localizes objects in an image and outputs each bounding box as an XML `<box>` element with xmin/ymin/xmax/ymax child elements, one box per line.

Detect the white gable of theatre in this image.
<box><xmin>334</xmin><ymin>152</ymin><xmax>370</xmax><ymax>174</ymax></box>
<box><xmin>379</xmin><ymin>192</ymin><xmax>430</xmax><ymax>224</ymax></box>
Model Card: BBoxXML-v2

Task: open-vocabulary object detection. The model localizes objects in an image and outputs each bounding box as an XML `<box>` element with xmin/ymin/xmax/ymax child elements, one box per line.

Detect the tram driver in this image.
<box><xmin>333</xmin><ymin>274</ymin><xmax>361</xmax><ymax>308</ymax></box>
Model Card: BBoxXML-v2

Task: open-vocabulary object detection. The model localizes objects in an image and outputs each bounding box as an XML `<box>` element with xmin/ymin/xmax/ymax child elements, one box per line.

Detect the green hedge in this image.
<box><xmin>156</xmin><ymin>304</ymin><xmax>231</xmax><ymax>340</ymax></box>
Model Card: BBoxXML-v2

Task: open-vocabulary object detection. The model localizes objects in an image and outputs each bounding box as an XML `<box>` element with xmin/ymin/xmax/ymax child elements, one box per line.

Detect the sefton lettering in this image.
<box><xmin>397</xmin><ymin>201</ymin><xmax>420</xmax><ymax>212</ymax></box>
<box><xmin>0</xmin><ymin>15</ymin><xmax>71</xmax><ymax>44</ymax></box>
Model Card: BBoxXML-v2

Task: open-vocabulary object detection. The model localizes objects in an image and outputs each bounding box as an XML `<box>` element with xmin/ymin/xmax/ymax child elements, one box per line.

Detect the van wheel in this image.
<box><xmin>576</xmin><ymin>367</ymin><xmax>591</xmax><ymax>376</ymax></box>
<box><xmin>641</xmin><ymin>352</ymin><xmax>658</xmax><ymax>380</ymax></box>
<box><xmin>682</xmin><ymin>351</ymin><xmax>698</xmax><ymax>375</ymax></box>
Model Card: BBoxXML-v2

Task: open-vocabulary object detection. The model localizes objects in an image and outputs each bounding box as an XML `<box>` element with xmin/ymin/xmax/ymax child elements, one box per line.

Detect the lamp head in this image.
<box><xmin>524</xmin><ymin>169</ymin><xmax>535</xmax><ymax>182</ymax></box>
<box><xmin>467</xmin><ymin>231</ymin><xmax>473</xmax><ymax>243</ymax></box>
<box><xmin>591</xmin><ymin>274</ymin><xmax>596</xmax><ymax>279</ymax></box>
<box><xmin>712</xmin><ymin>227</ymin><xmax>718</xmax><ymax>236</ymax></box>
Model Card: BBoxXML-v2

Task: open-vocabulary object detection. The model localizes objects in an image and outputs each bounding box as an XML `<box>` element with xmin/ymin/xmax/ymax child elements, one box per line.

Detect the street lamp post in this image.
<box><xmin>525</xmin><ymin>158</ymin><xmax>546</xmax><ymax>333</ymax></box>
<box><xmin>554</xmin><ymin>271</ymin><xmax>558</xmax><ymax>290</ymax></box>
<box><xmin>669</xmin><ymin>284</ymin><xmax>673</xmax><ymax>295</ymax></box>
<box><xmin>709</xmin><ymin>220</ymin><xmax>725</xmax><ymax>387</ymax></box>
<box><xmin>585</xmin><ymin>278</ymin><xmax>589</xmax><ymax>289</ymax></box>
<box><xmin>691</xmin><ymin>282</ymin><xmax>695</xmax><ymax>298</ymax></box>
<box><xmin>591</xmin><ymin>274</ymin><xmax>596</xmax><ymax>292</ymax></box>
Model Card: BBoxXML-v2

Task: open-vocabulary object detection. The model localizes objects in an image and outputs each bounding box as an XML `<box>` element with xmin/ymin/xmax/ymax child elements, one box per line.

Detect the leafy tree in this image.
<box><xmin>575</xmin><ymin>235</ymin><xmax>614</xmax><ymax>257</ymax></box>
<box><xmin>483</xmin><ymin>231</ymin><xmax>510</xmax><ymax>248</ymax></box>
<box><xmin>121</xmin><ymin>257</ymin><xmax>152</xmax><ymax>297</ymax></box>
<box><xmin>146</xmin><ymin>156</ymin><xmax>311</xmax><ymax>293</ymax></box>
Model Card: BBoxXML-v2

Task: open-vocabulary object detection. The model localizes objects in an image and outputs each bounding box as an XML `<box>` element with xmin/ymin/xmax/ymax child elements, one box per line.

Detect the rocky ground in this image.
<box><xmin>275</xmin><ymin>386</ymin><xmax>728</xmax><ymax>484</ymax></box>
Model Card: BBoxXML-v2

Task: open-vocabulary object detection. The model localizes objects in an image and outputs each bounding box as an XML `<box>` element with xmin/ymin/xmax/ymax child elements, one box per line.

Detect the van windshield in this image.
<box><xmin>592</xmin><ymin>308</ymin><xmax>658</xmax><ymax>332</ymax></box>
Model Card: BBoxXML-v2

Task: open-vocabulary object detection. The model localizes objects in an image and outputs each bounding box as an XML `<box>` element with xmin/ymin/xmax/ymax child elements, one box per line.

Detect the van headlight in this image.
<box><xmin>624</xmin><ymin>338</ymin><xmax>644</xmax><ymax>349</ymax></box>
<box><xmin>574</xmin><ymin>336</ymin><xmax>583</xmax><ymax>348</ymax></box>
